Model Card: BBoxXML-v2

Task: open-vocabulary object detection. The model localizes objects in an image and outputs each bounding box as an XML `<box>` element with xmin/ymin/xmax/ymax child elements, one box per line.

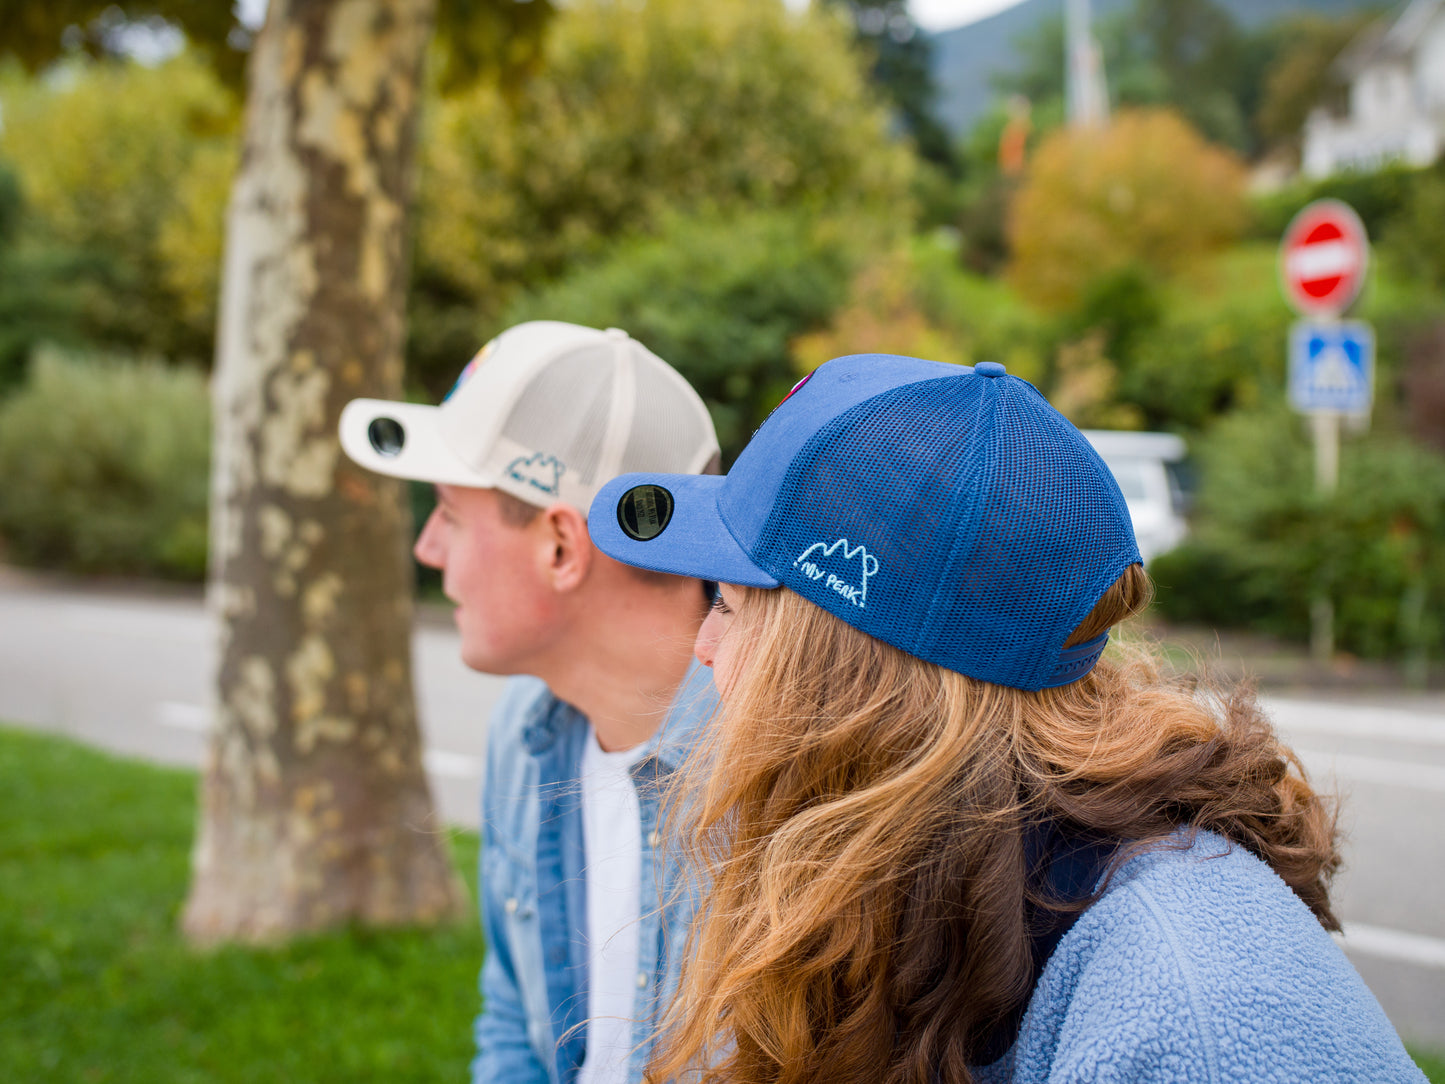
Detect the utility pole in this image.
<box><xmin>1066</xmin><ymin>0</ymin><xmax>1109</xmax><ymax>129</ymax></box>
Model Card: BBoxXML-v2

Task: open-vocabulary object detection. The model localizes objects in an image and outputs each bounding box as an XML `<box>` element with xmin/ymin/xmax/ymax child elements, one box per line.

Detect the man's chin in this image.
<box><xmin>458</xmin><ymin>643</ymin><xmax>520</xmax><ymax>678</ymax></box>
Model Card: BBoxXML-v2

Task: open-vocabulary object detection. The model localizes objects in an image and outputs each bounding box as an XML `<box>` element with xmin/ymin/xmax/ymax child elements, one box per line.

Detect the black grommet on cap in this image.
<box><xmin>368</xmin><ymin>417</ymin><xmax>405</xmax><ymax>457</ymax></box>
<box><xmin>975</xmin><ymin>361</ymin><xmax>1007</xmax><ymax>378</ymax></box>
<box><xmin>617</xmin><ymin>484</ymin><xmax>675</xmax><ymax>541</ymax></box>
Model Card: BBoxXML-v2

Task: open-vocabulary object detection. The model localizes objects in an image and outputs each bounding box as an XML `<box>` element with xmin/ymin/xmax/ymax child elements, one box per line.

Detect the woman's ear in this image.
<box><xmin>540</xmin><ymin>503</ymin><xmax>593</xmax><ymax>593</ymax></box>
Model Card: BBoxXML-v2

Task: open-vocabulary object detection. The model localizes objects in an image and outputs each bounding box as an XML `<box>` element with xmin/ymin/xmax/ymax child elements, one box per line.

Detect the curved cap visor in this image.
<box><xmin>339</xmin><ymin>399</ymin><xmax>497</xmax><ymax>488</ymax></box>
<box><xmin>590</xmin><ymin>473</ymin><xmax>780</xmax><ymax>589</ymax></box>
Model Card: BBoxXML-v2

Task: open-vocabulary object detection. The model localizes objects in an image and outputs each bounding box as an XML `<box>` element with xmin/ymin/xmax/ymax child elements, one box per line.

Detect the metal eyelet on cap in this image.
<box><xmin>368</xmin><ymin>417</ymin><xmax>405</xmax><ymax>456</ymax></box>
<box><xmin>617</xmin><ymin>484</ymin><xmax>675</xmax><ymax>541</ymax></box>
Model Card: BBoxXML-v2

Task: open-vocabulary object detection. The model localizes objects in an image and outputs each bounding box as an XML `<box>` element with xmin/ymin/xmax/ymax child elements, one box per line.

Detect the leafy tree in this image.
<box><xmin>0</xmin><ymin>2</ymin><xmax>248</xmax><ymax>85</ymax></box>
<box><xmin>992</xmin><ymin>0</ymin><xmax>1360</xmax><ymax>158</ymax></box>
<box><xmin>1119</xmin><ymin>0</ymin><xmax>1250</xmax><ymax>148</ymax></box>
<box><xmin>0</xmin><ymin>163</ymin><xmax>93</xmax><ymax>392</ymax></box>
<box><xmin>822</xmin><ymin>0</ymin><xmax>956</xmax><ymax>171</ymax></box>
<box><xmin>410</xmin><ymin>0</ymin><xmax>913</xmax><ymax>395</ymax></box>
<box><xmin>791</xmin><ymin>251</ymin><xmax>969</xmax><ymax>378</ymax></box>
<box><xmin>504</xmin><ymin>209</ymin><xmax>860</xmax><ymax>462</ymax></box>
<box><xmin>993</xmin><ymin>12</ymin><xmax>1067</xmax><ymax>107</ymax></box>
<box><xmin>1119</xmin><ymin>247</ymin><xmax>1290</xmax><ymax>429</ymax></box>
<box><xmin>1382</xmin><ymin>171</ymin><xmax>1445</xmax><ymax>294</ymax></box>
<box><xmin>0</xmin><ymin>54</ymin><xmax>238</xmax><ymax>363</ymax></box>
<box><xmin>1007</xmin><ymin>108</ymin><xmax>1247</xmax><ymax>313</ymax></box>
<box><xmin>2</xmin><ymin>0</ymin><xmax>556</xmax><ymax>944</ymax></box>
<box><xmin>1255</xmin><ymin>13</ymin><xmax>1374</xmax><ymax>157</ymax></box>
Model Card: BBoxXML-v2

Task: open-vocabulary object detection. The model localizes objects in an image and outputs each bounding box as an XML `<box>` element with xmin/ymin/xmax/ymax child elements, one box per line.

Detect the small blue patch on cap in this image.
<box><xmin>975</xmin><ymin>361</ymin><xmax>1007</xmax><ymax>378</ymax></box>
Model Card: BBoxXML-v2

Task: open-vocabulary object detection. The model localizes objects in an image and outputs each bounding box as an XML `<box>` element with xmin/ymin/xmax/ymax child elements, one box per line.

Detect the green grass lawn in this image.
<box><xmin>3</xmin><ymin>723</ymin><xmax>1444</xmax><ymax>1083</ymax></box>
<box><xmin>0</xmin><ymin>724</ymin><xmax>483</xmax><ymax>1083</ymax></box>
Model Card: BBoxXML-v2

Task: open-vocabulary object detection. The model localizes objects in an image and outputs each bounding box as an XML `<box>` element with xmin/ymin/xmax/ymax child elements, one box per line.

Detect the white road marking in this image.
<box><xmin>423</xmin><ymin>748</ymin><xmax>484</xmax><ymax>779</ymax></box>
<box><xmin>156</xmin><ymin>700</ymin><xmax>483</xmax><ymax>779</ymax></box>
<box><xmin>1336</xmin><ymin>923</ymin><xmax>1445</xmax><ymax>970</ymax></box>
<box><xmin>1264</xmin><ymin>698</ymin><xmax>1445</xmax><ymax>747</ymax></box>
<box><xmin>1296</xmin><ymin>749</ymin><xmax>1445</xmax><ymax>795</ymax></box>
<box><xmin>157</xmin><ymin>700</ymin><xmax>211</xmax><ymax>732</ymax></box>
<box><xmin>62</xmin><ymin>603</ymin><xmax>208</xmax><ymax>643</ymax></box>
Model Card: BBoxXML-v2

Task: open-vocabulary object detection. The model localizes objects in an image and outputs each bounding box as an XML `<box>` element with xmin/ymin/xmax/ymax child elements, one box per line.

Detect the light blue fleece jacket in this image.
<box><xmin>975</xmin><ymin>831</ymin><xmax>1425</xmax><ymax>1084</ymax></box>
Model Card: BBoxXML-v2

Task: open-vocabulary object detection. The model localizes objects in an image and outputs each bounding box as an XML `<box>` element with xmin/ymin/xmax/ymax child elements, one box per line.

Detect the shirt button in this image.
<box><xmin>504</xmin><ymin>898</ymin><xmax>518</xmax><ymax>915</ymax></box>
<box><xmin>636</xmin><ymin>971</ymin><xmax>649</xmax><ymax>989</ymax></box>
<box><xmin>648</xmin><ymin>831</ymin><xmax>661</xmax><ymax>848</ymax></box>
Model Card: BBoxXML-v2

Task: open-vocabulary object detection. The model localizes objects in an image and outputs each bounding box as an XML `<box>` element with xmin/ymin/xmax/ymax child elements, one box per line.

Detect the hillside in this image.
<box><xmin>929</xmin><ymin>0</ymin><xmax>1391</xmax><ymax>135</ymax></box>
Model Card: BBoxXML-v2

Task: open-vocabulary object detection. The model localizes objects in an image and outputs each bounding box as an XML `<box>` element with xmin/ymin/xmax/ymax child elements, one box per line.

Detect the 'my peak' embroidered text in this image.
<box><xmin>794</xmin><ymin>539</ymin><xmax>879</xmax><ymax>608</ymax></box>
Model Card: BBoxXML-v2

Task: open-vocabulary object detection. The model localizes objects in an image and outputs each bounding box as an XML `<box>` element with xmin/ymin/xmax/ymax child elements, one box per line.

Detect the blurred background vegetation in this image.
<box><xmin>0</xmin><ymin>0</ymin><xmax>1442</xmax><ymax>671</ymax></box>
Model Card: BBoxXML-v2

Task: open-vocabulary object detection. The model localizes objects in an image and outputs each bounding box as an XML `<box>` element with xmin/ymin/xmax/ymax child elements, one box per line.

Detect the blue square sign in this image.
<box><xmin>1289</xmin><ymin>320</ymin><xmax>1374</xmax><ymax>414</ymax></box>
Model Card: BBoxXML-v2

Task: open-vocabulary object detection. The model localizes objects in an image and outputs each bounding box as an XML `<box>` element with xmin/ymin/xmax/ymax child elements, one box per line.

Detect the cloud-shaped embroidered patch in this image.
<box><xmin>505</xmin><ymin>452</ymin><xmax>565</xmax><ymax>496</ymax></box>
<box><xmin>793</xmin><ymin>538</ymin><xmax>880</xmax><ymax>609</ymax></box>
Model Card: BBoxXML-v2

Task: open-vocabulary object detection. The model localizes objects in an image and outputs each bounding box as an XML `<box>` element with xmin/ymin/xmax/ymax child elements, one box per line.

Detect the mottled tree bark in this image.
<box><xmin>184</xmin><ymin>0</ymin><xmax>467</xmax><ymax>943</ymax></box>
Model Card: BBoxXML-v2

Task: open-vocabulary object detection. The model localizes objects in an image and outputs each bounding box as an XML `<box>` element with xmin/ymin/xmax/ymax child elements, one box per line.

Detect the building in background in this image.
<box><xmin>1302</xmin><ymin>0</ymin><xmax>1445</xmax><ymax>178</ymax></box>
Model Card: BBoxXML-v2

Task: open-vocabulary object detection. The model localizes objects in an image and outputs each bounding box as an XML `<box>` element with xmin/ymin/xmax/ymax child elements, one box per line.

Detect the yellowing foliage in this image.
<box><xmin>791</xmin><ymin>253</ymin><xmax>967</xmax><ymax>374</ymax></box>
<box><xmin>0</xmin><ymin>55</ymin><xmax>238</xmax><ymax>356</ymax></box>
<box><xmin>416</xmin><ymin>0</ymin><xmax>914</xmax><ymax>305</ymax></box>
<box><xmin>1007</xmin><ymin>109</ymin><xmax>1246</xmax><ymax>312</ymax></box>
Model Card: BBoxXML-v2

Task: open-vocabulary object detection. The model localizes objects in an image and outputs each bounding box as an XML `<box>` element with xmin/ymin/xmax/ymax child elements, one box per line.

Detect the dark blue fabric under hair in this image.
<box><xmin>975</xmin><ymin>824</ymin><xmax>1119</xmax><ymax>1066</ymax></box>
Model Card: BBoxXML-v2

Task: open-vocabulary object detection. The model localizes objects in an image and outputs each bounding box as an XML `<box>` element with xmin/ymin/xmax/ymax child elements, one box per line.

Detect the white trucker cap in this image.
<box><xmin>339</xmin><ymin>321</ymin><xmax>719</xmax><ymax>513</ymax></box>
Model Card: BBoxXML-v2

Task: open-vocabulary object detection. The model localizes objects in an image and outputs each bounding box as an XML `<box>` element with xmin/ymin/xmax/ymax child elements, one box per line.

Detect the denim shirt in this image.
<box><xmin>472</xmin><ymin>664</ymin><xmax>717</xmax><ymax>1084</ymax></box>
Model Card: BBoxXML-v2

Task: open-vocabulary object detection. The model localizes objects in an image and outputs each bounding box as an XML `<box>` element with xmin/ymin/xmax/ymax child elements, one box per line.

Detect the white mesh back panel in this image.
<box><xmin>500</xmin><ymin>343</ymin><xmax>616</xmax><ymax>485</ymax></box>
<box><xmin>619</xmin><ymin>363</ymin><xmax>710</xmax><ymax>475</ymax></box>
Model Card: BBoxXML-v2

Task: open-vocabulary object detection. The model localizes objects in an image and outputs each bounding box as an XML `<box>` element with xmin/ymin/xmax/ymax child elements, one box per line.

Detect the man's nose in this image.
<box><xmin>413</xmin><ymin>511</ymin><xmax>444</xmax><ymax>569</ymax></box>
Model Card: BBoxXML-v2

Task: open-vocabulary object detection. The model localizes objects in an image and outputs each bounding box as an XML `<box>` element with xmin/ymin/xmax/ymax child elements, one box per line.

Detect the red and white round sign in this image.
<box><xmin>1279</xmin><ymin>199</ymin><xmax>1369</xmax><ymax>317</ymax></box>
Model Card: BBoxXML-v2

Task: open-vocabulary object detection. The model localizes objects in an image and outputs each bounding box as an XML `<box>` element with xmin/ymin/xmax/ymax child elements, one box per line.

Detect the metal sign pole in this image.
<box><xmin>1310</xmin><ymin>407</ymin><xmax>1338</xmax><ymax>663</ymax></box>
<box><xmin>1281</xmin><ymin>200</ymin><xmax>1370</xmax><ymax>668</ymax></box>
<box><xmin>1311</xmin><ymin>411</ymin><xmax>1340</xmax><ymax>494</ymax></box>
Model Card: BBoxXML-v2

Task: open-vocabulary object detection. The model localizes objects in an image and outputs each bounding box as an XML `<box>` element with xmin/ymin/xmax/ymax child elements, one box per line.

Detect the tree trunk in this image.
<box><xmin>184</xmin><ymin>0</ymin><xmax>466</xmax><ymax>944</ymax></box>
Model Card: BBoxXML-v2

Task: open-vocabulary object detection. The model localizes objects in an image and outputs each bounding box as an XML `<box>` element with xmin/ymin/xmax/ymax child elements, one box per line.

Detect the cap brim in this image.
<box><xmin>339</xmin><ymin>399</ymin><xmax>497</xmax><ymax>488</ymax></box>
<box><xmin>589</xmin><ymin>473</ymin><xmax>780</xmax><ymax>588</ymax></box>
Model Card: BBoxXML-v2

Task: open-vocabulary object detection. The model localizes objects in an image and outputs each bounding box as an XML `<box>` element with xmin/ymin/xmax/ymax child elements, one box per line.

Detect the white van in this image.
<box><xmin>1082</xmin><ymin>430</ymin><xmax>1190</xmax><ymax>564</ymax></box>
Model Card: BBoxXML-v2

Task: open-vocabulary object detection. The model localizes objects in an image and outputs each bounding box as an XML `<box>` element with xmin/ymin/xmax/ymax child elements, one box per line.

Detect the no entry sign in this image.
<box><xmin>1280</xmin><ymin>199</ymin><xmax>1369</xmax><ymax>317</ymax></box>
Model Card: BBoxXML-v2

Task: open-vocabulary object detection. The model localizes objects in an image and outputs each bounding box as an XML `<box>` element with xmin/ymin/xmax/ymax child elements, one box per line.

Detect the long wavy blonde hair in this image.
<box><xmin>647</xmin><ymin>565</ymin><xmax>1339</xmax><ymax>1084</ymax></box>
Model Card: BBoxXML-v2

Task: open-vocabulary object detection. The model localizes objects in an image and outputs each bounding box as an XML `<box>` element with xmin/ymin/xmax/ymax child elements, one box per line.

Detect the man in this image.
<box><xmin>338</xmin><ymin>321</ymin><xmax>720</xmax><ymax>1084</ymax></box>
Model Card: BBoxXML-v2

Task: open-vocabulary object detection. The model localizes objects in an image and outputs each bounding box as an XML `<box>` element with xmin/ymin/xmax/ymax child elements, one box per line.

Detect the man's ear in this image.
<box><xmin>539</xmin><ymin>503</ymin><xmax>592</xmax><ymax>592</ymax></box>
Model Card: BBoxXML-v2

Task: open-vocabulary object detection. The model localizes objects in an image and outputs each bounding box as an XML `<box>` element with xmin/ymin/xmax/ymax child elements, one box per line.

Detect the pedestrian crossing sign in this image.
<box><xmin>1288</xmin><ymin>320</ymin><xmax>1374</xmax><ymax>414</ymax></box>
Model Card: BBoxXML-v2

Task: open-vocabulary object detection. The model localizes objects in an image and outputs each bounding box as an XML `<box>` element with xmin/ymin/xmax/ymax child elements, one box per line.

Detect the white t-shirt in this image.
<box><xmin>577</xmin><ymin>727</ymin><xmax>646</xmax><ymax>1084</ymax></box>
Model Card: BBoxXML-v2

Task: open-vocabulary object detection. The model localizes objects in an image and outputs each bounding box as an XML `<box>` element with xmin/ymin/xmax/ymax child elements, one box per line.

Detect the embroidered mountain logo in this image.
<box><xmin>793</xmin><ymin>538</ymin><xmax>879</xmax><ymax>609</ymax></box>
<box><xmin>506</xmin><ymin>452</ymin><xmax>565</xmax><ymax>496</ymax></box>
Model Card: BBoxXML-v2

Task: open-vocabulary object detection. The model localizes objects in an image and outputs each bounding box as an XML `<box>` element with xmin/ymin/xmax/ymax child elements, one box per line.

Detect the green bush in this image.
<box><xmin>502</xmin><ymin>209</ymin><xmax>857</xmax><ymax>462</ymax></box>
<box><xmin>1120</xmin><ymin>246</ymin><xmax>1291</xmax><ymax>430</ymax></box>
<box><xmin>0</xmin><ymin>349</ymin><xmax>210</xmax><ymax>579</ymax></box>
<box><xmin>1249</xmin><ymin>161</ymin><xmax>1444</xmax><ymax>243</ymax></box>
<box><xmin>1150</xmin><ymin>404</ymin><xmax>1445</xmax><ymax>663</ymax></box>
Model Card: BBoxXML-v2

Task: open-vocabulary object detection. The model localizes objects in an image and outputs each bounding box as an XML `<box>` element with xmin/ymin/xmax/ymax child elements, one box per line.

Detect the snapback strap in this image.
<box><xmin>1042</xmin><ymin>631</ymin><xmax>1109</xmax><ymax>688</ymax></box>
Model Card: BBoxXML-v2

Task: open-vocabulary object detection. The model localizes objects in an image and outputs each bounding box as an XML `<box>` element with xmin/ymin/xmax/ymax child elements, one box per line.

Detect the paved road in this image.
<box><xmin>1</xmin><ymin>572</ymin><xmax>1442</xmax><ymax>1049</ymax></box>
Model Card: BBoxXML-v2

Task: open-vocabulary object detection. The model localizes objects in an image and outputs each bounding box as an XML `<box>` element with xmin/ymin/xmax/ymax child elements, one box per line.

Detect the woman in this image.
<box><xmin>590</xmin><ymin>355</ymin><xmax>1423</xmax><ymax>1084</ymax></box>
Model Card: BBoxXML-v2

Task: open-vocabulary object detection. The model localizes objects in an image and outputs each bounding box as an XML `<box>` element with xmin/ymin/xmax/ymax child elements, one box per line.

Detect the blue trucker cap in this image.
<box><xmin>589</xmin><ymin>354</ymin><xmax>1141</xmax><ymax>690</ymax></box>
